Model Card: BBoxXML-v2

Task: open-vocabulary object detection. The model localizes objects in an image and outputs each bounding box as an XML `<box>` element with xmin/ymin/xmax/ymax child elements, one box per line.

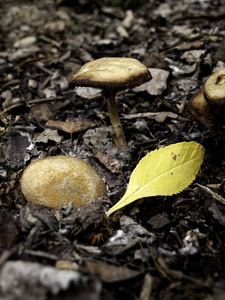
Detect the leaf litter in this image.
<box><xmin>1</xmin><ymin>0</ymin><xmax>225</xmax><ymax>299</ymax></box>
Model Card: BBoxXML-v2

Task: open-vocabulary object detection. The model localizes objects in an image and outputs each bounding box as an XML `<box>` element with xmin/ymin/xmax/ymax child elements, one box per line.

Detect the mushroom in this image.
<box><xmin>188</xmin><ymin>68</ymin><xmax>225</xmax><ymax>127</ymax></box>
<box><xmin>187</xmin><ymin>91</ymin><xmax>216</xmax><ymax>127</ymax></box>
<box><xmin>203</xmin><ymin>69</ymin><xmax>225</xmax><ymax>105</ymax></box>
<box><xmin>70</xmin><ymin>57</ymin><xmax>152</xmax><ymax>149</ymax></box>
<box><xmin>21</xmin><ymin>156</ymin><xmax>107</xmax><ymax>210</ymax></box>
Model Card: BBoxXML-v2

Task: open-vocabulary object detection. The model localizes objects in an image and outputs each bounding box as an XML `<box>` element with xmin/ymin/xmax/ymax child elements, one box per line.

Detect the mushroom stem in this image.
<box><xmin>106</xmin><ymin>91</ymin><xmax>127</xmax><ymax>149</ymax></box>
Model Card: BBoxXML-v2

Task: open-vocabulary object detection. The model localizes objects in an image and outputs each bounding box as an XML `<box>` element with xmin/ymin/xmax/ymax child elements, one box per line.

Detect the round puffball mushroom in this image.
<box><xmin>21</xmin><ymin>156</ymin><xmax>107</xmax><ymax>210</ymax></box>
<box><xmin>188</xmin><ymin>69</ymin><xmax>225</xmax><ymax>127</ymax></box>
<box><xmin>70</xmin><ymin>57</ymin><xmax>152</xmax><ymax>149</ymax></box>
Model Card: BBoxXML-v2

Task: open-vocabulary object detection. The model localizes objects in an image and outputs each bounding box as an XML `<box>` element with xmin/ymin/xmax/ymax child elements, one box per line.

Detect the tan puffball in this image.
<box><xmin>21</xmin><ymin>156</ymin><xmax>107</xmax><ymax>210</ymax></box>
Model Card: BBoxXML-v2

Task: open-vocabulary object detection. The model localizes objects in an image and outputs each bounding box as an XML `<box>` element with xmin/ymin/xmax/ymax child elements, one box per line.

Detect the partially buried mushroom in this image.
<box><xmin>203</xmin><ymin>69</ymin><xmax>225</xmax><ymax>105</ymax></box>
<box><xmin>21</xmin><ymin>156</ymin><xmax>107</xmax><ymax>210</ymax></box>
<box><xmin>188</xmin><ymin>91</ymin><xmax>216</xmax><ymax>128</ymax></box>
<box><xmin>70</xmin><ymin>57</ymin><xmax>152</xmax><ymax>149</ymax></box>
<box><xmin>188</xmin><ymin>68</ymin><xmax>225</xmax><ymax>127</ymax></box>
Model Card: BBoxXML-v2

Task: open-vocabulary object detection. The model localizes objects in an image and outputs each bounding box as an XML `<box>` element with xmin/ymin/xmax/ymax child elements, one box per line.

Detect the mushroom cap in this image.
<box><xmin>21</xmin><ymin>156</ymin><xmax>107</xmax><ymax>210</ymax></box>
<box><xmin>203</xmin><ymin>69</ymin><xmax>225</xmax><ymax>105</ymax></box>
<box><xmin>70</xmin><ymin>57</ymin><xmax>152</xmax><ymax>90</ymax></box>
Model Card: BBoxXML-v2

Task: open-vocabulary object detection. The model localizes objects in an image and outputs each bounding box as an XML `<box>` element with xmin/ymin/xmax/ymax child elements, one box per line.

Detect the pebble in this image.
<box><xmin>14</xmin><ymin>36</ymin><xmax>37</xmax><ymax>48</ymax></box>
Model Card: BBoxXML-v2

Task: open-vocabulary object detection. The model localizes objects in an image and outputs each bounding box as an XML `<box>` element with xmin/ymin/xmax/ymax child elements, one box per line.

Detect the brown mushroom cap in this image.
<box><xmin>70</xmin><ymin>57</ymin><xmax>152</xmax><ymax>90</ymax></box>
<box><xmin>203</xmin><ymin>69</ymin><xmax>225</xmax><ymax>105</ymax></box>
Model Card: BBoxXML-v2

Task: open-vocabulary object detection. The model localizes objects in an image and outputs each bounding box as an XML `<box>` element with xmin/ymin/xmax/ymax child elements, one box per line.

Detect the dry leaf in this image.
<box><xmin>34</xmin><ymin>128</ymin><xmax>62</xmax><ymax>144</ymax></box>
<box><xmin>133</xmin><ymin>68</ymin><xmax>169</xmax><ymax>96</ymax></box>
<box><xmin>46</xmin><ymin>119</ymin><xmax>95</xmax><ymax>134</ymax></box>
<box><xmin>75</xmin><ymin>86</ymin><xmax>101</xmax><ymax>99</ymax></box>
<box><xmin>92</xmin><ymin>148</ymin><xmax>122</xmax><ymax>174</ymax></box>
<box><xmin>0</xmin><ymin>260</ymin><xmax>82</xmax><ymax>299</ymax></box>
<box><xmin>107</xmin><ymin>142</ymin><xmax>204</xmax><ymax>216</ymax></box>
<box><xmin>86</xmin><ymin>260</ymin><xmax>141</xmax><ymax>283</ymax></box>
<box><xmin>123</xmin><ymin>111</ymin><xmax>178</xmax><ymax>123</ymax></box>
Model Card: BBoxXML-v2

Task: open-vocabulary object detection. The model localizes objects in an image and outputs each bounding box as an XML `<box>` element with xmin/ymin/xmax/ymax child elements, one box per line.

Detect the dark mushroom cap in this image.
<box><xmin>70</xmin><ymin>57</ymin><xmax>152</xmax><ymax>90</ymax></box>
<box><xmin>203</xmin><ymin>69</ymin><xmax>225</xmax><ymax>105</ymax></box>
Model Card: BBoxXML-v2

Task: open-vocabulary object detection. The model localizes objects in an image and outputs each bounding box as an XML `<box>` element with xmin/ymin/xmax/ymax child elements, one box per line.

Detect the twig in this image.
<box><xmin>38</xmin><ymin>34</ymin><xmax>62</xmax><ymax>48</ymax></box>
<box><xmin>35</xmin><ymin>63</ymin><xmax>54</xmax><ymax>75</ymax></box>
<box><xmin>197</xmin><ymin>184</ymin><xmax>225</xmax><ymax>205</ymax></box>
<box><xmin>27</xmin><ymin>96</ymin><xmax>64</xmax><ymax>105</ymax></box>
<box><xmin>0</xmin><ymin>97</ymin><xmax>65</xmax><ymax>116</ymax></box>
<box><xmin>0</xmin><ymin>103</ymin><xmax>25</xmax><ymax>116</ymax></box>
<box><xmin>23</xmin><ymin>249</ymin><xmax>60</xmax><ymax>261</ymax></box>
<box><xmin>122</xmin><ymin>112</ymin><xmax>178</xmax><ymax>119</ymax></box>
<box><xmin>2</xmin><ymin>79</ymin><xmax>21</xmax><ymax>89</ymax></box>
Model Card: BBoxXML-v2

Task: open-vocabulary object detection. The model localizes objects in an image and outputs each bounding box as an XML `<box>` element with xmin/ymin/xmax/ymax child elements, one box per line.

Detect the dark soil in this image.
<box><xmin>0</xmin><ymin>1</ymin><xmax>225</xmax><ymax>299</ymax></box>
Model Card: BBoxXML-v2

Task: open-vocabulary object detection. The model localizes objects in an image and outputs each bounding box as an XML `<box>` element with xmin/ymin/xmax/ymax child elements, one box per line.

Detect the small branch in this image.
<box><xmin>0</xmin><ymin>103</ymin><xmax>25</xmax><ymax>116</ymax></box>
<box><xmin>197</xmin><ymin>184</ymin><xmax>225</xmax><ymax>205</ymax></box>
<box><xmin>0</xmin><ymin>97</ymin><xmax>65</xmax><ymax>116</ymax></box>
<box><xmin>27</xmin><ymin>96</ymin><xmax>64</xmax><ymax>105</ymax></box>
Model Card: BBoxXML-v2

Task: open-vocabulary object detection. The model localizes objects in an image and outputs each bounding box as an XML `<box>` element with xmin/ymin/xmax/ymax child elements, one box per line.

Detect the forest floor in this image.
<box><xmin>0</xmin><ymin>1</ymin><xmax>225</xmax><ymax>299</ymax></box>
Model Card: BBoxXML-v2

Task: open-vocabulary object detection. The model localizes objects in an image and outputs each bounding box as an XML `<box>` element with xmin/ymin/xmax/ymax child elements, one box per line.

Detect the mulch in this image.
<box><xmin>0</xmin><ymin>1</ymin><xmax>225</xmax><ymax>299</ymax></box>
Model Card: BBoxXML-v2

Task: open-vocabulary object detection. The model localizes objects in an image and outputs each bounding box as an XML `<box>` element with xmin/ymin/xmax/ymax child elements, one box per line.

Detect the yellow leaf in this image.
<box><xmin>106</xmin><ymin>142</ymin><xmax>205</xmax><ymax>216</ymax></box>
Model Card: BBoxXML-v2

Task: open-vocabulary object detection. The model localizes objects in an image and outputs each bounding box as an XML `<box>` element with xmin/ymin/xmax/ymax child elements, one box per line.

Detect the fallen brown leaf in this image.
<box><xmin>86</xmin><ymin>260</ymin><xmax>141</xmax><ymax>283</ymax></box>
<box><xmin>46</xmin><ymin>119</ymin><xmax>95</xmax><ymax>133</ymax></box>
